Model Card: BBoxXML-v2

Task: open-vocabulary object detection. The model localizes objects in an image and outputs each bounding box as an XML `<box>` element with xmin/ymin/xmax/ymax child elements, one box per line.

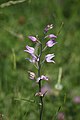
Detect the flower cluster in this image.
<box><xmin>24</xmin><ymin>24</ymin><xmax>57</xmax><ymax>96</ymax></box>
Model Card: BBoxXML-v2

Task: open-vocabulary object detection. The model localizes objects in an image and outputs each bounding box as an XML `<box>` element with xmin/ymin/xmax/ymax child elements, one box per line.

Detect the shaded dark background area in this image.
<box><xmin>0</xmin><ymin>0</ymin><xmax>80</xmax><ymax>120</ymax></box>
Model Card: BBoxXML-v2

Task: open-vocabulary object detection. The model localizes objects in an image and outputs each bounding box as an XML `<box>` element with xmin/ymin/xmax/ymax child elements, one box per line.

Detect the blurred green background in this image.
<box><xmin>0</xmin><ymin>0</ymin><xmax>80</xmax><ymax>120</ymax></box>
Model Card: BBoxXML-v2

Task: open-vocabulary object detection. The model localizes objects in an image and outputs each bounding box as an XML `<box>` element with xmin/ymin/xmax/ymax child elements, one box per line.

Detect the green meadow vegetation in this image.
<box><xmin>0</xmin><ymin>0</ymin><xmax>80</xmax><ymax>120</ymax></box>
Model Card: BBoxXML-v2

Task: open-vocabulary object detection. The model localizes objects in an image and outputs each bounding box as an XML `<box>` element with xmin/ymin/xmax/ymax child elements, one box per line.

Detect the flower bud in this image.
<box><xmin>44</xmin><ymin>24</ymin><xmax>53</xmax><ymax>33</ymax></box>
<box><xmin>28</xmin><ymin>71</ymin><xmax>35</xmax><ymax>80</ymax></box>
<box><xmin>46</xmin><ymin>39</ymin><xmax>57</xmax><ymax>47</ymax></box>
<box><xmin>35</xmin><ymin>92</ymin><xmax>43</xmax><ymax>97</ymax></box>
<box><xmin>28</xmin><ymin>36</ymin><xmax>37</xmax><ymax>42</ymax></box>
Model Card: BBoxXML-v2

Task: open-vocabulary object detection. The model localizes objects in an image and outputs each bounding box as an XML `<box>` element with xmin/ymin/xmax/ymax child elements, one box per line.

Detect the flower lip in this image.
<box><xmin>46</xmin><ymin>39</ymin><xmax>57</xmax><ymax>47</ymax></box>
<box><xmin>24</xmin><ymin>45</ymin><xmax>34</xmax><ymax>54</ymax></box>
<box><xmin>28</xmin><ymin>36</ymin><xmax>37</xmax><ymax>42</ymax></box>
<box><xmin>41</xmin><ymin>75</ymin><xmax>48</xmax><ymax>81</ymax></box>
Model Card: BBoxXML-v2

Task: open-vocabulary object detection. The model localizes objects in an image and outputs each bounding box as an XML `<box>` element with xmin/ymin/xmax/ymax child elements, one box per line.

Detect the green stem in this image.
<box><xmin>40</xmin><ymin>96</ymin><xmax>43</xmax><ymax>120</ymax></box>
<box><xmin>38</xmin><ymin>43</ymin><xmax>43</xmax><ymax>120</ymax></box>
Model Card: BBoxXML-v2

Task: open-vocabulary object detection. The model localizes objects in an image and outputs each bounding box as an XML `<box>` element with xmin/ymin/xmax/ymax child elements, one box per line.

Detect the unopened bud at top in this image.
<box><xmin>44</xmin><ymin>24</ymin><xmax>53</xmax><ymax>33</ymax></box>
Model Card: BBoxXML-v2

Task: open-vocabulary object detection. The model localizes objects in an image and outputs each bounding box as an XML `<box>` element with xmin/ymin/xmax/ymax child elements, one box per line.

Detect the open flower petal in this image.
<box><xmin>28</xmin><ymin>36</ymin><xmax>37</xmax><ymax>42</ymax></box>
<box><xmin>46</xmin><ymin>40</ymin><xmax>57</xmax><ymax>47</ymax></box>
<box><xmin>25</xmin><ymin>54</ymin><xmax>38</xmax><ymax>63</ymax></box>
<box><xmin>24</xmin><ymin>45</ymin><xmax>38</xmax><ymax>63</ymax></box>
<box><xmin>48</xmin><ymin>34</ymin><xmax>57</xmax><ymax>38</ymax></box>
<box><xmin>36</xmin><ymin>75</ymin><xmax>48</xmax><ymax>83</ymax></box>
<box><xmin>24</xmin><ymin>45</ymin><xmax>34</xmax><ymax>54</ymax></box>
<box><xmin>45</xmin><ymin>34</ymin><xmax>57</xmax><ymax>39</ymax></box>
<box><xmin>45</xmin><ymin>54</ymin><xmax>55</xmax><ymax>63</ymax></box>
<box><xmin>31</xmin><ymin>54</ymin><xmax>38</xmax><ymax>63</ymax></box>
<box><xmin>41</xmin><ymin>75</ymin><xmax>48</xmax><ymax>81</ymax></box>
